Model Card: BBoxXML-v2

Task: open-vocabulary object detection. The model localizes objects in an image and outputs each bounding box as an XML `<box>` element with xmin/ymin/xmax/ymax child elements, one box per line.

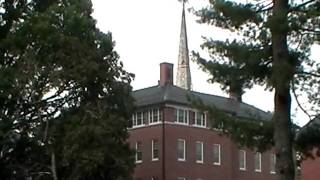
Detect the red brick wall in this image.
<box><xmin>129</xmin><ymin>124</ymin><xmax>163</xmax><ymax>180</ymax></box>
<box><xmin>129</xmin><ymin>105</ymin><xmax>278</xmax><ymax>180</ymax></box>
<box><xmin>301</xmin><ymin>149</ymin><xmax>320</xmax><ymax>180</ymax></box>
<box><xmin>164</xmin><ymin>123</ymin><xmax>233</xmax><ymax>180</ymax></box>
<box><xmin>232</xmin><ymin>147</ymin><xmax>277</xmax><ymax>180</ymax></box>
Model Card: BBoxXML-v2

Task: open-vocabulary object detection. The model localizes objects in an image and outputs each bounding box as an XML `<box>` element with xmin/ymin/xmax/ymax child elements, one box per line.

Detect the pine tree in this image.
<box><xmin>0</xmin><ymin>0</ymin><xmax>135</xmax><ymax>179</ymax></box>
<box><xmin>192</xmin><ymin>0</ymin><xmax>319</xmax><ymax>180</ymax></box>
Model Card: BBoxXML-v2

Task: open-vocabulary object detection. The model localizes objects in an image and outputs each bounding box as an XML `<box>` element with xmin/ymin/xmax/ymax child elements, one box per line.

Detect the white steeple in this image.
<box><xmin>176</xmin><ymin>1</ymin><xmax>192</xmax><ymax>90</ymax></box>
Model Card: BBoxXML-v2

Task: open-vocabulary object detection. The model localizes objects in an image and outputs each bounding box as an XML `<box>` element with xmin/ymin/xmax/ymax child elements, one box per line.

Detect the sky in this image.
<box><xmin>91</xmin><ymin>0</ymin><xmax>316</xmax><ymax>126</ymax></box>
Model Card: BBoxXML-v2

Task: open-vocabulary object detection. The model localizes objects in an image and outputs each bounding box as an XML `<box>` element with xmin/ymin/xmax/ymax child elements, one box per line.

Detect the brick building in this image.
<box><xmin>299</xmin><ymin>117</ymin><xmax>320</xmax><ymax>180</ymax></box>
<box><xmin>128</xmin><ymin>2</ymin><xmax>278</xmax><ymax>180</ymax></box>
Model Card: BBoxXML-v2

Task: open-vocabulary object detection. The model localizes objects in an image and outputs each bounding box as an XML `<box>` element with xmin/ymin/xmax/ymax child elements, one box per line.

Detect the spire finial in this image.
<box><xmin>176</xmin><ymin>0</ymin><xmax>192</xmax><ymax>90</ymax></box>
<box><xmin>178</xmin><ymin>0</ymin><xmax>188</xmax><ymax>4</ymax></box>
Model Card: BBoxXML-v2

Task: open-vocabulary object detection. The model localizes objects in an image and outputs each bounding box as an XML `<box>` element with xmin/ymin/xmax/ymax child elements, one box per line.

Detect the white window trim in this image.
<box><xmin>135</xmin><ymin>142</ymin><xmax>142</xmax><ymax>163</ymax></box>
<box><xmin>149</xmin><ymin>109</ymin><xmax>161</xmax><ymax>125</ymax></box>
<box><xmin>196</xmin><ymin>141</ymin><xmax>204</xmax><ymax>163</ymax></box>
<box><xmin>175</xmin><ymin>108</ymin><xmax>189</xmax><ymax>125</ymax></box>
<box><xmin>132</xmin><ymin>114</ymin><xmax>136</xmax><ymax>126</ymax></box>
<box><xmin>213</xmin><ymin>144</ymin><xmax>221</xmax><ymax>165</ymax></box>
<box><xmin>194</xmin><ymin>111</ymin><xmax>207</xmax><ymax>127</ymax></box>
<box><xmin>152</xmin><ymin>139</ymin><xmax>159</xmax><ymax>161</ymax></box>
<box><xmin>177</xmin><ymin>139</ymin><xmax>186</xmax><ymax>161</ymax></box>
<box><xmin>254</xmin><ymin>152</ymin><xmax>262</xmax><ymax>172</ymax></box>
<box><xmin>132</xmin><ymin>112</ymin><xmax>145</xmax><ymax>128</ymax></box>
<box><xmin>239</xmin><ymin>150</ymin><xmax>246</xmax><ymax>171</ymax></box>
<box><xmin>177</xmin><ymin>177</ymin><xmax>186</xmax><ymax>180</ymax></box>
<box><xmin>270</xmin><ymin>154</ymin><xmax>276</xmax><ymax>174</ymax></box>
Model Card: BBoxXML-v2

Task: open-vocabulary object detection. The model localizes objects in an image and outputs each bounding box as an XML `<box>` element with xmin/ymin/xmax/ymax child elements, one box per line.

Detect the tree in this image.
<box><xmin>192</xmin><ymin>0</ymin><xmax>319</xmax><ymax>180</ymax></box>
<box><xmin>0</xmin><ymin>0</ymin><xmax>135</xmax><ymax>179</ymax></box>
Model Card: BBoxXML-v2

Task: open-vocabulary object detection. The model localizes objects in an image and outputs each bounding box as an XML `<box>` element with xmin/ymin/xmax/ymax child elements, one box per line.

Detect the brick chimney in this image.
<box><xmin>159</xmin><ymin>62</ymin><xmax>173</xmax><ymax>86</ymax></box>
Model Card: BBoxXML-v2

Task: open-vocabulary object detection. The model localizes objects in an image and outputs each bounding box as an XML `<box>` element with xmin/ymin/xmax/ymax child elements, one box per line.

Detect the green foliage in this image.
<box><xmin>0</xmin><ymin>0</ymin><xmax>135</xmax><ymax>179</ymax></box>
<box><xmin>193</xmin><ymin>0</ymin><xmax>320</xmax><ymax>152</ymax></box>
<box><xmin>190</xmin><ymin>96</ymin><xmax>274</xmax><ymax>151</ymax></box>
<box><xmin>296</xmin><ymin>117</ymin><xmax>320</xmax><ymax>158</ymax></box>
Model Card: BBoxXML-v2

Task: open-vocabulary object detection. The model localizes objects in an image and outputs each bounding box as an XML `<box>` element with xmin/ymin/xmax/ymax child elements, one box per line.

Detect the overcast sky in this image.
<box><xmin>91</xmin><ymin>0</ymin><xmax>318</xmax><ymax>126</ymax></box>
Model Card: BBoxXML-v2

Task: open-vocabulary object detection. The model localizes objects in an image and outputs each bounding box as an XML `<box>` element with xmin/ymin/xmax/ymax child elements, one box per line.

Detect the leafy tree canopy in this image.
<box><xmin>0</xmin><ymin>0</ymin><xmax>135</xmax><ymax>179</ymax></box>
<box><xmin>192</xmin><ymin>0</ymin><xmax>319</xmax><ymax>179</ymax></box>
<box><xmin>192</xmin><ymin>0</ymin><xmax>319</xmax><ymax>150</ymax></box>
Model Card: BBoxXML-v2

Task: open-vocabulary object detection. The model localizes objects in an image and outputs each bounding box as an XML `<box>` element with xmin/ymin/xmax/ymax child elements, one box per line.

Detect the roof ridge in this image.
<box><xmin>133</xmin><ymin>85</ymin><xmax>159</xmax><ymax>92</ymax></box>
<box><xmin>191</xmin><ymin>89</ymin><xmax>271</xmax><ymax>115</ymax></box>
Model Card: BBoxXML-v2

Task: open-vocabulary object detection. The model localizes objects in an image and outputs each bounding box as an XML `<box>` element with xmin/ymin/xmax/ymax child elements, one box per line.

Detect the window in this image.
<box><xmin>213</xmin><ymin>144</ymin><xmax>221</xmax><ymax>165</ymax></box>
<box><xmin>135</xmin><ymin>141</ymin><xmax>142</xmax><ymax>163</ymax></box>
<box><xmin>132</xmin><ymin>114</ymin><xmax>136</xmax><ymax>126</ymax></box>
<box><xmin>177</xmin><ymin>177</ymin><xmax>186</xmax><ymax>180</ymax></box>
<box><xmin>152</xmin><ymin>109</ymin><xmax>159</xmax><ymax>122</ymax></box>
<box><xmin>152</xmin><ymin>139</ymin><xmax>159</xmax><ymax>161</ymax></box>
<box><xmin>137</xmin><ymin>112</ymin><xmax>143</xmax><ymax>125</ymax></box>
<box><xmin>175</xmin><ymin>108</ymin><xmax>188</xmax><ymax>124</ymax></box>
<box><xmin>196</xmin><ymin>141</ymin><xmax>204</xmax><ymax>163</ymax></box>
<box><xmin>254</xmin><ymin>152</ymin><xmax>262</xmax><ymax>172</ymax></box>
<box><xmin>143</xmin><ymin>111</ymin><xmax>149</xmax><ymax>124</ymax></box>
<box><xmin>132</xmin><ymin>112</ymin><xmax>144</xmax><ymax>127</ymax></box>
<box><xmin>239</xmin><ymin>150</ymin><xmax>246</xmax><ymax>170</ymax></box>
<box><xmin>149</xmin><ymin>108</ymin><xmax>161</xmax><ymax>124</ymax></box>
<box><xmin>177</xmin><ymin>139</ymin><xmax>186</xmax><ymax>161</ymax></box>
<box><xmin>195</xmin><ymin>111</ymin><xmax>206</xmax><ymax>127</ymax></box>
<box><xmin>270</xmin><ymin>154</ymin><xmax>276</xmax><ymax>174</ymax></box>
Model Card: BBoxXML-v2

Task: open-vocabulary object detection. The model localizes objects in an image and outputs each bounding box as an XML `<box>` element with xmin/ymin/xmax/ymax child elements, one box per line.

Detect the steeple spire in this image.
<box><xmin>176</xmin><ymin>1</ymin><xmax>192</xmax><ymax>90</ymax></box>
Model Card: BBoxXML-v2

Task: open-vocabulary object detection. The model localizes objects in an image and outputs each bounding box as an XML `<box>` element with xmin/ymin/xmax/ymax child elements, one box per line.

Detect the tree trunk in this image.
<box><xmin>272</xmin><ymin>0</ymin><xmax>295</xmax><ymax>180</ymax></box>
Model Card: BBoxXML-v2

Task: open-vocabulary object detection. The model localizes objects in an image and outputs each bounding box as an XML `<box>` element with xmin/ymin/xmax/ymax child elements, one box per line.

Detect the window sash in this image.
<box><xmin>195</xmin><ymin>111</ymin><xmax>206</xmax><ymax>127</ymax></box>
<box><xmin>254</xmin><ymin>152</ymin><xmax>262</xmax><ymax>172</ymax></box>
<box><xmin>239</xmin><ymin>150</ymin><xmax>246</xmax><ymax>170</ymax></box>
<box><xmin>196</xmin><ymin>141</ymin><xmax>204</xmax><ymax>163</ymax></box>
<box><xmin>137</xmin><ymin>112</ymin><xmax>143</xmax><ymax>125</ymax></box>
<box><xmin>132</xmin><ymin>112</ymin><xmax>145</xmax><ymax>127</ymax></box>
<box><xmin>177</xmin><ymin>139</ymin><xmax>186</xmax><ymax>161</ymax></box>
<box><xmin>135</xmin><ymin>142</ymin><xmax>142</xmax><ymax>163</ymax></box>
<box><xmin>132</xmin><ymin>114</ymin><xmax>137</xmax><ymax>126</ymax></box>
<box><xmin>178</xmin><ymin>109</ymin><xmax>184</xmax><ymax>123</ymax></box>
<box><xmin>152</xmin><ymin>109</ymin><xmax>159</xmax><ymax>123</ymax></box>
<box><xmin>176</xmin><ymin>108</ymin><xmax>188</xmax><ymax>124</ymax></box>
<box><xmin>213</xmin><ymin>144</ymin><xmax>221</xmax><ymax>165</ymax></box>
<box><xmin>152</xmin><ymin>139</ymin><xmax>159</xmax><ymax>161</ymax></box>
<box><xmin>270</xmin><ymin>154</ymin><xmax>276</xmax><ymax>174</ymax></box>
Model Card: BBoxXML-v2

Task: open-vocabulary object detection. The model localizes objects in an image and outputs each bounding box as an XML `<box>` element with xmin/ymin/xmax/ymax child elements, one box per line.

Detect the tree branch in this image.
<box><xmin>297</xmin><ymin>71</ymin><xmax>320</xmax><ymax>78</ymax></box>
<box><xmin>300</xmin><ymin>28</ymin><xmax>320</xmax><ymax>35</ymax></box>
<box><xmin>256</xmin><ymin>2</ymin><xmax>273</xmax><ymax>13</ymax></box>
<box><xmin>291</xmin><ymin>81</ymin><xmax>312</xmax><ymax>121</ymax></box>
<box><xmin>290</xmin><ymin>0</ymin><xmax>317</xmax><ymax>12</ymax></box>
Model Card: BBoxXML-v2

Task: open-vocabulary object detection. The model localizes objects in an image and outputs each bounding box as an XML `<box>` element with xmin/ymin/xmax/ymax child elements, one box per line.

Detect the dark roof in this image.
<box><xmin>132</xmin><ymin>84</ymin><xmax>272</xmax><ymax>121</ymax></box>
<box><xmin>298</xmin><ymin>116</ymin><xmax>320</xmax><ymax>134</ymax></box>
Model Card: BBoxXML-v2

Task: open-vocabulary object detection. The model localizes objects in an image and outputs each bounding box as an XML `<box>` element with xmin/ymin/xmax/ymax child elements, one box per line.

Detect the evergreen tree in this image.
<box><xmin>0</xmin><ymin>0</ymin><xmax>135</xmax><ymax>179</ymax></box>
<box><xmin>192</xmin><ymin>0</ymin><xmax>319</xmax><ymax>180</ymax></box>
